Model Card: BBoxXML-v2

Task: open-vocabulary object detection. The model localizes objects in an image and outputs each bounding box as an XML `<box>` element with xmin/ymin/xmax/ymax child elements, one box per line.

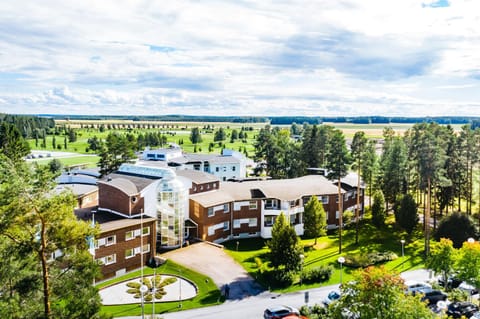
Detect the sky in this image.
<box><xmin>1</xmin><ymin>0</ymin><xmax>480</xmax><ymax>117</ymax></box>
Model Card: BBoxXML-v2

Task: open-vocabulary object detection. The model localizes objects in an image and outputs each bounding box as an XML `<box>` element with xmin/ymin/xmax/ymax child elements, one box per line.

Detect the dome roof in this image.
<box><xmin>108</xmin><ymin>178</ymin><xmax>138</xmax><ymax>195</ymax></box>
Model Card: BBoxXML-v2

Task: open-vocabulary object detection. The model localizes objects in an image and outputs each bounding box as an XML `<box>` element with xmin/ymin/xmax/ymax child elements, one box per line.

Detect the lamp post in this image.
<box><xmin>299</xmin><ymin>254</ymin><xmax>305</xmax><ymax>286</ymax></box>
<box><xmin>139</xmin><ymin>284</ymin><xmax>148</xmax><ymax>319</ymax></box>
<box><xmin>179</xmin><ymin>268</ymin><xmax>182</xmax><ymax>308</ymax></box>
<box><xmin>147</xmin><ymin>257</ymin><xmax>162</xmax><ymax>318</ymax></box>
<box><xmin>338</xmin><ymin>256</ymin><xmax>345</xmax><ymax>286</ymax></box>
<box><xmin>401</xmin><ymin>239</ymin><xmax>405</xmax><ymax>258</ymax></box>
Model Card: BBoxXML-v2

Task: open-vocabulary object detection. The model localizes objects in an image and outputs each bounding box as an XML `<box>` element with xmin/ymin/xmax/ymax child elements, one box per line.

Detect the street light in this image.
<box><xmin>179</xmin><ymin>268</ymin><xmax>182</xmax><ymax>308</ymax></box>
<box><xmin>467</xmin><ymin>237</ymin><xmax>475</xmax><ymax>243</ymax></box>
<box><xmin>338</xmin><ymin>256</ymin><xmax>345</xmax><ymax>285</ymax></box>
<box><xmin>139</xmin><ymin>284</ymin><xmax>148</xmax><ymax>319</ymax></box>
<box><xmin>401</xmin><ymin>239</ymin><xmax>405</xmax><ymax>258</ymax></box>
<box><xmin>299</xmin><ymin>254</ymin><xmax>305</xmax><ymax>286</ymax></box>
<box><xmin>147</xmin><ymin>257</ymin><xmax>163</xmax><ymax>318</ymax></box>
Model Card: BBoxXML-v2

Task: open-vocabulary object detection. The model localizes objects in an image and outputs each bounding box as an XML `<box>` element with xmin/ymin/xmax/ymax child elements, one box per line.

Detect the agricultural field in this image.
<box><xmin>26</xmin><ymin>119</ymin><xmax>464</xmax><ymax>169</ymax></box>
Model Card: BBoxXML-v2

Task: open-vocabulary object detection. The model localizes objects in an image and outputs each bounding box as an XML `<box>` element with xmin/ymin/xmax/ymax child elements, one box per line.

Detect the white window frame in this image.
<box><xmin>249</xmin><ymin>201</ymin><xmax>257</xmax><ymax>210</ymax></box>
<box><xmin>105</xmin><ymin>235</ymin><xmax>116</xmax><ymax>246</ymax></box>
<box><xmin>223</xmin><ymin>221</ymin><xmax>230</xmax><ymax>231</ymax></box>
<box><xmin>125</xmin><ymin>248</ymin><xmax>135</xmax><ymax>259</ymax></box>
<box><xmin>322</xmin><ymin>196</ymin><xmax>329</xmax><ymax>204</ymax></box>
<box><xmin>224</xmin><ymin>203</ymin><xmax>230</xmax><ymax>213</ymax></box>
<box><xmin>104</xmin><ymin>254</ymin><xmax>116</xmax><ymax>265</ymax></box>
<box><xmin>142</xmin><ymin>244</ymin><xmax>150</xmax><ymax>253</ymax></box>
<box><xmin>207</xmin><ymin>226</ymin><xmax>215</xmax><ymax>236</ymax></box>
<box><xmin>208</xmin><ymin>207</ymin><xmax>214</xmax><ymax>217</ymax></box>
<box><xmin>233</xmin><ymin>219</ymin><xmax>241</xmax><ymax>229</ymax></box>
<box><xmin>142</xmin><ymin>226</ymin><xmax>150</xmax><ymax>236</ymax></box>
<box><xmin>248</xmin><ymin>218</ymin><xmax>257</xmax><ymax>227</ymax></box>
<box><xmin>125</xmin><ymin>230</ymin><xmax>135</xmax><ymax>241</ymax></box>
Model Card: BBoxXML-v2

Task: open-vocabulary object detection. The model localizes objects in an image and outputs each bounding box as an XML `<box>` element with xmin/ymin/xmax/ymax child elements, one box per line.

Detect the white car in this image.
<box><xmin>405</xmin><ymin>280</ymin><xmax>432</xmax><ymax>295</ymax></box>
<box><xmin>459</xmin><ymin>282</ymin><xmax>479</xmax><ymax>295</ymax></box>
<box><xmin>322</xmin><ymin>290</ymin><xmax>341</xmax><ymax>306</ymax></box>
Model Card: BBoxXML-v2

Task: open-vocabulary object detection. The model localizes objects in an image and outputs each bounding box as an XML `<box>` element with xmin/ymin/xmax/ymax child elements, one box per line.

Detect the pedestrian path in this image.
<box><xmin>100</xmin><ymin>275</ymin><xmax>197</xmax><ymax>305</ymax></box>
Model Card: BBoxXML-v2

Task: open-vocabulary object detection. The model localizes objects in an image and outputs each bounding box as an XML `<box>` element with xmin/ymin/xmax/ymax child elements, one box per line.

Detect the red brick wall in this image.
<box><xmin>95</xmin><ymin>220</ymin><xmax>156</xmax><ymax>280</ymax></box>
<box><xmin>98</xmin><ymin>183</ymin><xmax>144</xmax><ymax>216</ymax></box>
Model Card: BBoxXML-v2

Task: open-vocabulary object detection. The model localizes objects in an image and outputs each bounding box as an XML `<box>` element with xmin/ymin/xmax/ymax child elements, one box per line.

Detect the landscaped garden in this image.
<box><xmin>97</xmin><ymin>260</ymin><xmax>222</xmax><ymax>317</ymax></box>
<box><xmin>223</xmin><ymin>215</ymin><xmax>426</xmax><ymax>293</ymax></box>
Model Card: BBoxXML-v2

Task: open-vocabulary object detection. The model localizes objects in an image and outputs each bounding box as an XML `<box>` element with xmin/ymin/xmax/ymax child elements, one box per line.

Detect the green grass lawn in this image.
<box><xmin>224</xmin><ymin>217</ymin><xmax>426</xmax><ymax>293</ymax></box>
<box><xmin>98</xmin><ymin>260</ymin><xmax>222</xmax><ymax>317</ymax></box>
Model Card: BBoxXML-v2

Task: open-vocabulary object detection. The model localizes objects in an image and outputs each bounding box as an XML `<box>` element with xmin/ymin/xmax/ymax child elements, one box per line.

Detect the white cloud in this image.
<box><xmin>0</xmin><ymin>0</ymin><xmax>479</xmax><ymax>116</ymax></box>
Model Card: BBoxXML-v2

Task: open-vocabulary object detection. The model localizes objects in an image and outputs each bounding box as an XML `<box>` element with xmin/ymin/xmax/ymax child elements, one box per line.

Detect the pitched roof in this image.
<box><xmin>175</xmin><ymin>169</ymin><xmax>219</xmax><ymax>184</ymax></box>
<box><xmin>190</xmin><ymin>175</ymin><xmax>342</xmax><ymax>207</ymax></box>
<box><xmin>98</xmin><ymin>177</ymin><xmax>139</xmax><ymax>195</ymax></box>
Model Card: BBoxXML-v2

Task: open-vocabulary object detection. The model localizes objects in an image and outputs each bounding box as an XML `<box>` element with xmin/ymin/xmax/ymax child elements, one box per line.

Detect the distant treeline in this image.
<box><xmin>0</xmin><ymin>114</ymin><xmax>55</xmax><ymax>138</ymax></box>
<box><xmin>9</xmin><ymin>113</ymin><xmax>480</xmax><ymax>127</ymax></box>
<box><xmin>39</xmin><ymin>114</ymin><xmax>269</xmax><ymax>123</ymax></box>
<box><xmin>269</xmin><ymin>116</ymin><xmax>480</xmax><ymax>125</ymax></box>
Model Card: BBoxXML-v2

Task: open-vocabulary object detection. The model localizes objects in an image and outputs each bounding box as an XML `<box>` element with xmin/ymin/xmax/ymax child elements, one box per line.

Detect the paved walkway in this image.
<box><xmin>161</xmin><ymin>242</ymin><xmax>264</xmax><ymax>300</ymax></box>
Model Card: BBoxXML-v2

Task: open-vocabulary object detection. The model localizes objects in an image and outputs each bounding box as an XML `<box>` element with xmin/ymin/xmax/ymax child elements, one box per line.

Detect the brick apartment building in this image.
<box><xmin>188</xmin><ymin>173</ymin><xmax>365</xmax><ymax>243</ymax></box>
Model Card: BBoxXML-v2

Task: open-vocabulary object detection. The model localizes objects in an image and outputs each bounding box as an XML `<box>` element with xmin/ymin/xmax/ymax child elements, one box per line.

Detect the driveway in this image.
<box><xmin>161</xmin><ymin>242</ymin><xmax>264</xmax><ymax>300</ymax></box>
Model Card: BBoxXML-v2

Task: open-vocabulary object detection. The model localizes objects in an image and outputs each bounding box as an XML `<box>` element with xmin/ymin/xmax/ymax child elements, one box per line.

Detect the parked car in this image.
<box><xmin>446</xmin><ymin>301</ymin><xmax>479</xmax><ymax>318</ymax></box>
<box><xmin>322</xmin><ymin>290</ymin><xmax>341</xmax><ymax>306</ymax></box>
<box><xmin>438</xmin><ymin>276</ymin><xmax>463</xmax><ymax>289</ymax></box>
<box><xmin>420</xmin><ymin>290</ymin><xmax>448</xmax><ymax>305</ymax></box>
<box><xmin>405</xmin><ymin>280</ymin><xmax>432</xmax><ymax>295</ymax></box>
<box><xmin>283</xmin><ymin>316</ymin><xmax>309</xmax><ymax>319</ymax></box>
<box><xmin>264</xmin><ymin>305</ymin><xmax>300</xmax><ymax>319</ymax></box>
<box><xmin>459</xmin><ymin>282</ymin><xmax>479</xmax><ymax>295</ymax></box>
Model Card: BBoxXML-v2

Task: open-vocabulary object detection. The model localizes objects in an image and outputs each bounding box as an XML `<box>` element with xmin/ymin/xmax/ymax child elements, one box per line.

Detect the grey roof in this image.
<box><xmin>102</xmin><ymin>172</ymin><xmax>159</xmax><ymax>193</ymax></box>
<box><xmin>175</xmin><ymin>169</ymin><xmax>219</xmax><ymax>184</ymax></box>
<box><xmin>169</xmin><ymin>153</ymin><xmax>241</xmax><ymax>165</ymax></box>
<box><xmin>57</xmin><ymin>174</ymin><xmax>98</xmax><ymax>185</ymax></box>
<box><xmin>75</xmin><ymin>208</ymin><xmax>156</xmax><ymax>233</ymax></box>
<box><xmin>190</xmin><ymin>175</ymin><xmax>342</xmax><ymax>207</ymax></box>
<box><xmin>98</xmin><ymin>177</ymin><xmax>139</xmax><ymax>195</ymax></box>
<box><xmin>55</xmin><ymin>184</ymin><xmax>98</xmax><ymax>197</ymax></box>
<box><xmin>336</xmin><ymin>172</ymin><xmax>365</xmax><ymax>189</ymax></box>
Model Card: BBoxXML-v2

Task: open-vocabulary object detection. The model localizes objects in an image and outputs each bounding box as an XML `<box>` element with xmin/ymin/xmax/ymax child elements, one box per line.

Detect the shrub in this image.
<box><xmin>263</xmin><ymin>269</ymin><xmax>296</xmax><ymax>288</ymax></box>
<box><xmin>344</xmin><ymin>251</ymin><xmax>397</xmax><ymax>268</ymax></box>
<box><xmin>301</xmin><ymin>265</ymin><xmax>334</xmax><ymax>284</ymax></box>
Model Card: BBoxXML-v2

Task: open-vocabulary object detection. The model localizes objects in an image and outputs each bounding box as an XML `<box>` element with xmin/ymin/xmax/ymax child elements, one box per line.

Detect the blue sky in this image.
<box><xmin>0</xmin><ymin>0</ymin><xmax>479</xmax><ymax>117</ymax></box>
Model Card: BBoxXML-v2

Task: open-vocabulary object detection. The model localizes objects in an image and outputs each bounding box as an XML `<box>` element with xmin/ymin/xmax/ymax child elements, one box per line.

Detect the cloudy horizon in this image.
<box><xmin>1</xmin><ymin>0</ymin><xmax>480</xmax><ymax>117</ymax></box>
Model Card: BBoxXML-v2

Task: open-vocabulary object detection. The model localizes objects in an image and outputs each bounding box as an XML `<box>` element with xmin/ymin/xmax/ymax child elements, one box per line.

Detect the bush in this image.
<box><xmin>344</xmin><ymin>251</ymin><xmax>397</xmax><ymax>268</ymax></box>
<box><xmin>301</xmin><ymin>265</ymin><xmax>334</xmax><ymax>284</ymax></box>
<box><xmin>263</xmin><ymin>269</ymin><xmax>296</xmax><ymax>288</ymax></box>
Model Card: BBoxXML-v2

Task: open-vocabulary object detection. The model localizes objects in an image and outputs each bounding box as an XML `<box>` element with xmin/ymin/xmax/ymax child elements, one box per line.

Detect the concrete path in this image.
<box><xmin>161</xmin><ymin>242</ymin><xmax>264</xmax><ymax>300</ymax></box>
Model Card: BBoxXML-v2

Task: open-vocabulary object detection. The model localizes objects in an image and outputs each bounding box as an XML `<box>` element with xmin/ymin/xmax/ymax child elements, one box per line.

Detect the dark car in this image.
<box><xmin>438</xmin><ymin>276</ymin><xmax>463</xmax><ymax>289</ymax></box>
<box><xmin>264</xmin><ymin>305</ymin><xmax>300</xmax><ymax>319</ymax></box>
<box><xmin>420</xmin><ymin>290</ymin><xmax>447</xmax><ymax>305</ymax></box>
<box><xmin>446</xmin><ymin>301</ymin><xmax>479</xmax><ymax>318</ymax></box>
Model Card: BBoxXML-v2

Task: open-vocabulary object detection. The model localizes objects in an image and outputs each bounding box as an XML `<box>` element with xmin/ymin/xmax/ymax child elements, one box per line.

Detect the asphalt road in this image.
<box><xmin>117</xmin><ymin>269</ymin><xmax>432</xmax><ymax>319</ymax></box>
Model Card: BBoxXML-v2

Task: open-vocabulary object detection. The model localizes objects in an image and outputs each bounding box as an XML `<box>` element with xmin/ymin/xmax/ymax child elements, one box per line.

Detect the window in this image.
<box><xmin>264</xmin><ymin>216</ymin><xmax>275</xmax><ymax>227</ymax></box>
<box><xmin>223</xmin><ymin>166</ymin><xmax>227</xmax><ymax>172</ymax></box>
<box><xmin>142</xmin><ymin>226</ymin><xmax>150</xmax><ymax>236</ymax></box>
<box><xmin>249</xmin><ymin>201</ymin><xmax>257</xmax><ymax>210</ymax></box>
<box><xmin>265</xmin><ymin>199</ymin><xmax>277</xmax><ymax>209</ymax></box>
<box><xmin>248</xmin><ymin>218</ymin><xmax>257</xmax><ymax>227</ymax></box>
<box><xmin>208</xmin><ymin>207</ymin><xmax>214</xmax><ymax>217</ymax></box>
<box><xmin>290</xmin><ymin>214</ymin><xmax>296</xmax><ymax>225</ymax></box>
<box><xmin>289</xmin><ymin>200</ymin><xmax>297</xmax><ymax>208</ymax></box>
<box><xmin>232</xmin><ymin>166</ymin><xmax>236</xmax><ymax>171</ymax></box>
<box><xmin>216</xmin><ymin>167</ymin><xmax>219</xmax><ymax>172</ymax></box>
<box><xmin>233</xmin><ymin>219</ymin><xmax>241</xmax><ymax>228</ymax></box>
<box><xmin>106</xmin><ymin>235</ymin><xmax>116</xmax><ymax>246</ymax></box>
<box><xmin>125</xmin><ymin>230</ymin><xmax>134</xmax><ymax>241</ymax></box>
<box><xmin>208</xmin><ymin>226</ymin><xmax>215</xmax><ymax>236</ymax></box>
<box><xmin>125</xmin><ymin>248</ymin><xmax>134</xmax><ymax>259</ymax></box>
<box><xmin>224</xmin><ymin>203</ymin><xmax>230</xmax><ymax>213</ymax></box>
<box><xmin>104</xmin><ymin>254</ymin><xmax>116</xmax><ymax>265</ymax></box>
<box><xmin>223</xmin><ymin>221</ymin><xmax>229</xmax><ymax>231</ymax></box>
<box><xmin>142</xmin><ymin>244</ymin><xmax>150</xmax><ymax>253</ymax></box>
<box><xmin>336</xmin><ymin>195</ymin><xmax>339</xmax><ymax>203</ymax></box>
<box><xmin>336</xmin><ymin>211</ymin><xmax>340</xmax><ymax>219</ymax></box>
<box><xmin>322</xmin><ymin>196</ymin><xmax>329</xmax><ymax>204</ymax></box>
